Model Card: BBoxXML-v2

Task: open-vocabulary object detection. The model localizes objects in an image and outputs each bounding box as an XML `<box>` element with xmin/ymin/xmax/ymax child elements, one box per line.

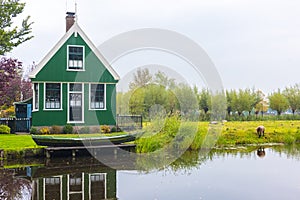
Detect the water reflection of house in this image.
<box><xmin>26</xmin><ymin>154</ymin><xmax>136</xmax><ymax>200</ymax></box>
<box><xmin>32</xmin><ymin>171</ymin><xmax>116</xmax><ymax>200</ymax></box>
<box><xmin>26</xmin><ymin>156</ymin><xmax>132</xmax><ymax>200</ymax></box>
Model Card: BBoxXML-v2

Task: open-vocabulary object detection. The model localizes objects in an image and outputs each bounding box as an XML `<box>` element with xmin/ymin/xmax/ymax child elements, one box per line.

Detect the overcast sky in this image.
<box><xmin>8</xmin><ymin>0</ymin><xmax>300</xmax><ymax>94</ymax></box>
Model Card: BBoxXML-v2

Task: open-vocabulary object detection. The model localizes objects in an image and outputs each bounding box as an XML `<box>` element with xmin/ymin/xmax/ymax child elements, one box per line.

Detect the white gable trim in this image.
<box><xmin>28</xmin><ymin>23</ymin><xmax>120</xmax><ymax>81</ymax></box>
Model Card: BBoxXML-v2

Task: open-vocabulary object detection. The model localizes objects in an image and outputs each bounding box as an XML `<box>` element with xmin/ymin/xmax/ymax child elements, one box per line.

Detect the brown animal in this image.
<box><xmin>257</xmin><ymin>147</ymin><xmax>266</xmax><ymax>158</ymax></box>
<box><xmin>256</xmin><ymin>125</ymin><xmax>265</xmax><ymax>138</ymax></box>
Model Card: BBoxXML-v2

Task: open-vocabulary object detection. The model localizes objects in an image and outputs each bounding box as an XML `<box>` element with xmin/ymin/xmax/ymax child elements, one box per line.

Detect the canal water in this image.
<box><xmin>1</xmin><ymin>145</ymin><xmax>300</xmax><ymax>200</ymax></box>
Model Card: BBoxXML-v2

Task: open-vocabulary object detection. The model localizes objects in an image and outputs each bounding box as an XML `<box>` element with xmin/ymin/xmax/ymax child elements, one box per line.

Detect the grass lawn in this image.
<box><xmin>0</xmin><ymin>134</ymin><xmax>40</xmax><ymax>151</ymax></box>
<box><xmin>136</xmin><ymin>120</ymin><xmax>300</xmax><ymax>152</ymax></box>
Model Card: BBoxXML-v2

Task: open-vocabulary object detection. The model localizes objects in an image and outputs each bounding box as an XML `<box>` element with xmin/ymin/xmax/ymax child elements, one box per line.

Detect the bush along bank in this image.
<box><xmin>135</xmin><ymin>120</ymin><xmax>300</xmax><ymax>153</ymax></box>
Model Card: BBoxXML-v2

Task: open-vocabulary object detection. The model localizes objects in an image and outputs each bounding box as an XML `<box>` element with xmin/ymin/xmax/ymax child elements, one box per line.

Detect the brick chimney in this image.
<box><xmin>66</xmin><ymin>12</ymin><xmax>75</xmax><ymax>32</ymax></box>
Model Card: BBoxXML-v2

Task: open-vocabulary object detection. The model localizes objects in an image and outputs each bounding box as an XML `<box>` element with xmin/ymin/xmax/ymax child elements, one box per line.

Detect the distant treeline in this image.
<box><xmin>117</xmin><ymin>68</ymin><xmax>300</xmax><ymax>121</ymax></box>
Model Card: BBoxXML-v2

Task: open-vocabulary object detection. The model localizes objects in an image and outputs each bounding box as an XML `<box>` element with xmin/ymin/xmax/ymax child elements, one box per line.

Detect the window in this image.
<box><xmin>68</xmin><ymin>83</ymin><xmax>83</xmax><ymax>122</ymax></box>
<box><xmin>68</xmin><ymin>45</ymin><xmax>84</xmax><ymax>70</ymax></box>
<box><xmin>90</xmin><ymin>173</ymin><xmax>106</xmax><ymax>200</ymax></box>
<box><xmin>45</xmin><ymin>83</ymin><xmax>61</xmax><ymax>109</ymax></box>
<box><xmin>33</xmin><ymin>83</ymin><xmax>39</xmax><ymax>110</ymax></box>
<box><xmin>90</xmin><ymin>84</ymin><xmax>105</xmax><ymax>110</ymax></box>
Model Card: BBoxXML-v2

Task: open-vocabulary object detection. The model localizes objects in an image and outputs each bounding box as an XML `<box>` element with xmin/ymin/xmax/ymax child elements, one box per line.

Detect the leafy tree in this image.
<box><xmin>0</xmin><ymin>57</ymin><xmax>21</xmax><ymax>106</ymax></box>
<box><xmin>231</xmin><ymin>88</ymin><xmax>261</xmax><ymax>116</ymax></box>
<box><xmin>226</xmin><ymin>90</ymin><xmax>235</xmax><ymax>115</ymax></box>
<box><xmin>116</xmin><ymin>92</ymin><xmax>130</xmax><ymax>115</ymax></box>
<box><xmin>283</xmin><ymin>84</ymin><xmax>300</xmax><ymax>115</ymax></box>
<box><xmin>0</xmin><ymin>57</ymin><xmax>31</xmax><ymax>107</ymax></box>
<box><xmin>199</xmin><ymin>88</ymin><xmax>211</xmax><ymax>114</ymax></box>
<box><xmin>174</xmin><ymin>83</ymin><xmax>198</xmax><ymax>115</ymax></box>
<box><xmin>20</xmin><ymin>78</ymin><xmax>32</xmax><ymax>100</ymax></box>
<box><xmin>210</xmin><ymin>91</ymin><xmax>227</xmax><ymax>121</ymax></box>
<box><xmin>128</xmin><ymin>87</ymin><xmax>146</xmax><ymax>116</ymax></box>
<box><xmin>268</xmin><ymin>89</ymin><xmax>289</xmax><ymax>115</ymax></box>
<box><xmin>0</xmin><ymin>0</ymin><xmax>33</xmax><ymax>55</ymax></box>
<box><xmin>165</xmin><ymin>89</ymin><xmax>178</xmax><ymax>115</ymax></box>
<box><xmin>129</xmin><ymin>68</ymin><xmax>152</xmax><ymax>90</ymax></box>
<box><xmin>254</xmin><ymin>90</ymin><xmax>268</xmax><ymax>117</ymax></box>
<box><xmin>144</xmin><ymin>84</ymin><xmax>167</xmax><ymax>115</ymax></box>
<box><xmin>154</xmin><ymin>70</ymin><xmax>176</xmax><ymax>89</ymax></box>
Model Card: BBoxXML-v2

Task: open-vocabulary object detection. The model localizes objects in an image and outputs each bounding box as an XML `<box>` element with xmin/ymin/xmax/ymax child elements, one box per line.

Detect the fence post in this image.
<box><xmin>7</xmin><ymin>118</ymin><xmax>16</xmax><ymax>134</ymax></box>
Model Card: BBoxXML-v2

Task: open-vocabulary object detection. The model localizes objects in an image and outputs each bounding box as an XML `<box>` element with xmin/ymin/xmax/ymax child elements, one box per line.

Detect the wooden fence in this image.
<box><xmin>0</xmin><ymin>118</ymin><xmax>31</xmax><ymax>133</ymax></box>
<box><xmin>116</xmin><ymin>115</ymin><xmax>143</xmax><ymax>131</ymax></box>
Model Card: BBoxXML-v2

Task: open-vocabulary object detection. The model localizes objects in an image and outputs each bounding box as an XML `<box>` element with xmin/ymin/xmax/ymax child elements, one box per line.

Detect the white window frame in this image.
<box><xmin>32</xmin><ymin>83</ymin><xmax>39</xmax><ymax>112</ymax></box>
<box><xmin>89</xmin><ymin>173</ymin><xmax>107</xmax><ymax>200</ymax></box>
<box><xmin>67</xmin><ymin>45</ymin><xmax>85</xmax><ymax>71</ymax></box>
<box><xmin>44</xmin><ymin>83</ymin><xmax>63</xmax><ymax>111</ymax></box>
<box><xmin>67</xmin><ymin>83</ymin><xmax>84</xmax><ymax>123</ymax></box>
<box><xmin>89</xmin><ymin>83</ymin><xmax>106</xmax><ymax>110</ymax></box>
<box><xmin>67</xmin><ymin>173</ymin><xmax>84</xmax><ymax>200</ymax></box>
<box><xmin>43</xmin><ymin>176</ymin><xmax>63</xmax><ymax>200</ymax></box>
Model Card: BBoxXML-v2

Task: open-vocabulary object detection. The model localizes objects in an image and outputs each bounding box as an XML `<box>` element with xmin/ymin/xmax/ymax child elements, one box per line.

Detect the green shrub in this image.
<box><xmin>63</xmin><ymin>124</ymin><xmax>73</xmax><ymax>134</ymax></box>
<box><xmin>100</xmin><ymin>125</ymin><xmax>111</xmax><ymax>133</ymax></box>
<box><xmin>79</xmin><ymin>126</ymin><xmax>90</xmax><ymax>134</ymax></box>
<box><xmin>30</xmin><ymin>127</ymin><xmax>38</xmax><ymax>134</ymax></box>
<box><xmin>162</xmin><ymin>115</ymin><xmax>180</xmax><ymax>137</ymax></box>
<box><xmin>111</xmin><ymin>126</ymin><xmax>120</xmax><ymax>133</ymax></box>
<box><xmin>0</xmin><ymin>125</ymin><xmax>10</xmax><ymax>134</ymax></box>
<box><xmin>0</xmin><ymin>106</ymin><xmax>15</xmax><ymax>118</ymax></box>
<box><xmin>39</xmin><ymin>127</ymin><xmax>50</xmax><ymax>135</ymax></box>
<box><xmin>50</xmin><ymin>125</ymin><xmax>62</xmax><ymax>134</ymax></box>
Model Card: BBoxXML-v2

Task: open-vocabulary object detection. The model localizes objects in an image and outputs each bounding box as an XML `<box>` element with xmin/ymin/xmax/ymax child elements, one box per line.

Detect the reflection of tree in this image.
<box><xmin>0</xmin><ymin>169</ymin><xmax>31</xmax><ymax>200</ymax></box>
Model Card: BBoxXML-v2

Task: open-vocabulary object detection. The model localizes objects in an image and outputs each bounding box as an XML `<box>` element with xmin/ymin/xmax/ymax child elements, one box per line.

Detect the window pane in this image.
<box><xmin>34</xmin><ymin>83</ymin><xmax>39</xmax><ymax>109</ymax></box>
<box><xmin>69</xmin><ymin>83</ymin><xmax>82</xmax><ymax>92</ymax></box>
<box><xmin>45</xmin><ymin>83</ymin><xmax>61</xmax><ymax>109</ymax></box>
<box><xmin>90</xmin><ymin>84</ymin><xmax>105</xmax><ymax>109</ymax></box>
<box><xmin>68</xmin><ymin>46</ymin><xmax>84</xmax><ymax>70</ymax></box>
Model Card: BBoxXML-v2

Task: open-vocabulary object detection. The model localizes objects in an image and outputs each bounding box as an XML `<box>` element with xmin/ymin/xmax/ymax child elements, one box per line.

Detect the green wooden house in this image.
<box><xmin>28</xmin><ymin>13</ymin><xmax>119</xmax><ymax>128</ymax></box>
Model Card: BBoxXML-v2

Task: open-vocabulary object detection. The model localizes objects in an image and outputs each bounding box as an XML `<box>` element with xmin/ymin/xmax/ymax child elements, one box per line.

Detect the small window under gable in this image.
<box><xmin>68</xmin><ymin>45</ymin><xmax>84</xmax><ymax>70</ymax></box>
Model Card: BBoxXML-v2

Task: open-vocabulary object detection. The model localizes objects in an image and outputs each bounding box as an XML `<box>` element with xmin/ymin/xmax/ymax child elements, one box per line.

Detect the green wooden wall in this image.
<box><xmin>31</xmin><ymin>83</ymin><xmax>116</xmax><ymax>126</ymax></box>
<box><xmin>31</xmin><ymin>32</ymin><xmax>118</xmax><ymax>127</ymax></box>
<box><xmin>31</xmin><ymin>33</ymin><xmax>117</xmax><ymax>83</ymax></box>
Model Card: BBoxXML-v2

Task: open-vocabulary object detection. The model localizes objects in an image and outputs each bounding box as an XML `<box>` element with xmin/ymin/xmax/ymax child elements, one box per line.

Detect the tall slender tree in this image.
<box><xmin>129</xmin><ymin>68</ymin><xmax>152</xmax><ymax>90</ymax></box>
<box><xmin>283</xmin><ymin>84</ymin><xmax>300</xmax><ymax>115</ymax></box>
<box><xmin>269</xmin><ymin>89</ymin><xmax>289</xmax><ymax>115</ymax></box>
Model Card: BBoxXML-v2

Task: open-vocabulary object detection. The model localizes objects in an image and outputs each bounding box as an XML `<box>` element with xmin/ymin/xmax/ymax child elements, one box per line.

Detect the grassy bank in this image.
<box><xmin>0</xmin><ymin>135</ymin><xmax>44</xmax><ymax>159</ymax></box>
<box><xmin>0</xmin><ymin>135</ymin><xmax>40</xmax><ymax>151</ymax></box>
<box><xmin>1</xmin><ymin>120</ymin><xmax>300</xmax><ymax>155</ymax></box>
<box><xmin>136</xmin><ymin>120</ymin><xmax>300</xmax><ymax>152</ymax></box>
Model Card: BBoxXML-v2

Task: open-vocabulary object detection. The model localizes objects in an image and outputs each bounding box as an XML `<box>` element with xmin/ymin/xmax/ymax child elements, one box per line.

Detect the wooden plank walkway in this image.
<box><xmin>45</xmin><ymin>144</ymin><xmax>136</xmax><ymax>158</ymax></box>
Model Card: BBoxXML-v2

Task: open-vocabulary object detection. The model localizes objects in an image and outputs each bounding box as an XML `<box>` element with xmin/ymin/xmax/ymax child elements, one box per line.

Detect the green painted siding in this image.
<box><xmin>31</xmin><ymin>33</ymin><xmax>117</xmax><ymax>83</ymax></box>
<box><xmin>32</xmin><ymin>83</ymin><xmax>117</xmax><ymax>127</ymax></box>
<box><xmin>32</xmin><ymin>83</ymin><xmax>67</xmax><ymax>126</ymax></box>
<box><xmin>106</xmin><ymin>169</ymin><xmax>117</xmax><ymax>199</ymax></box>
